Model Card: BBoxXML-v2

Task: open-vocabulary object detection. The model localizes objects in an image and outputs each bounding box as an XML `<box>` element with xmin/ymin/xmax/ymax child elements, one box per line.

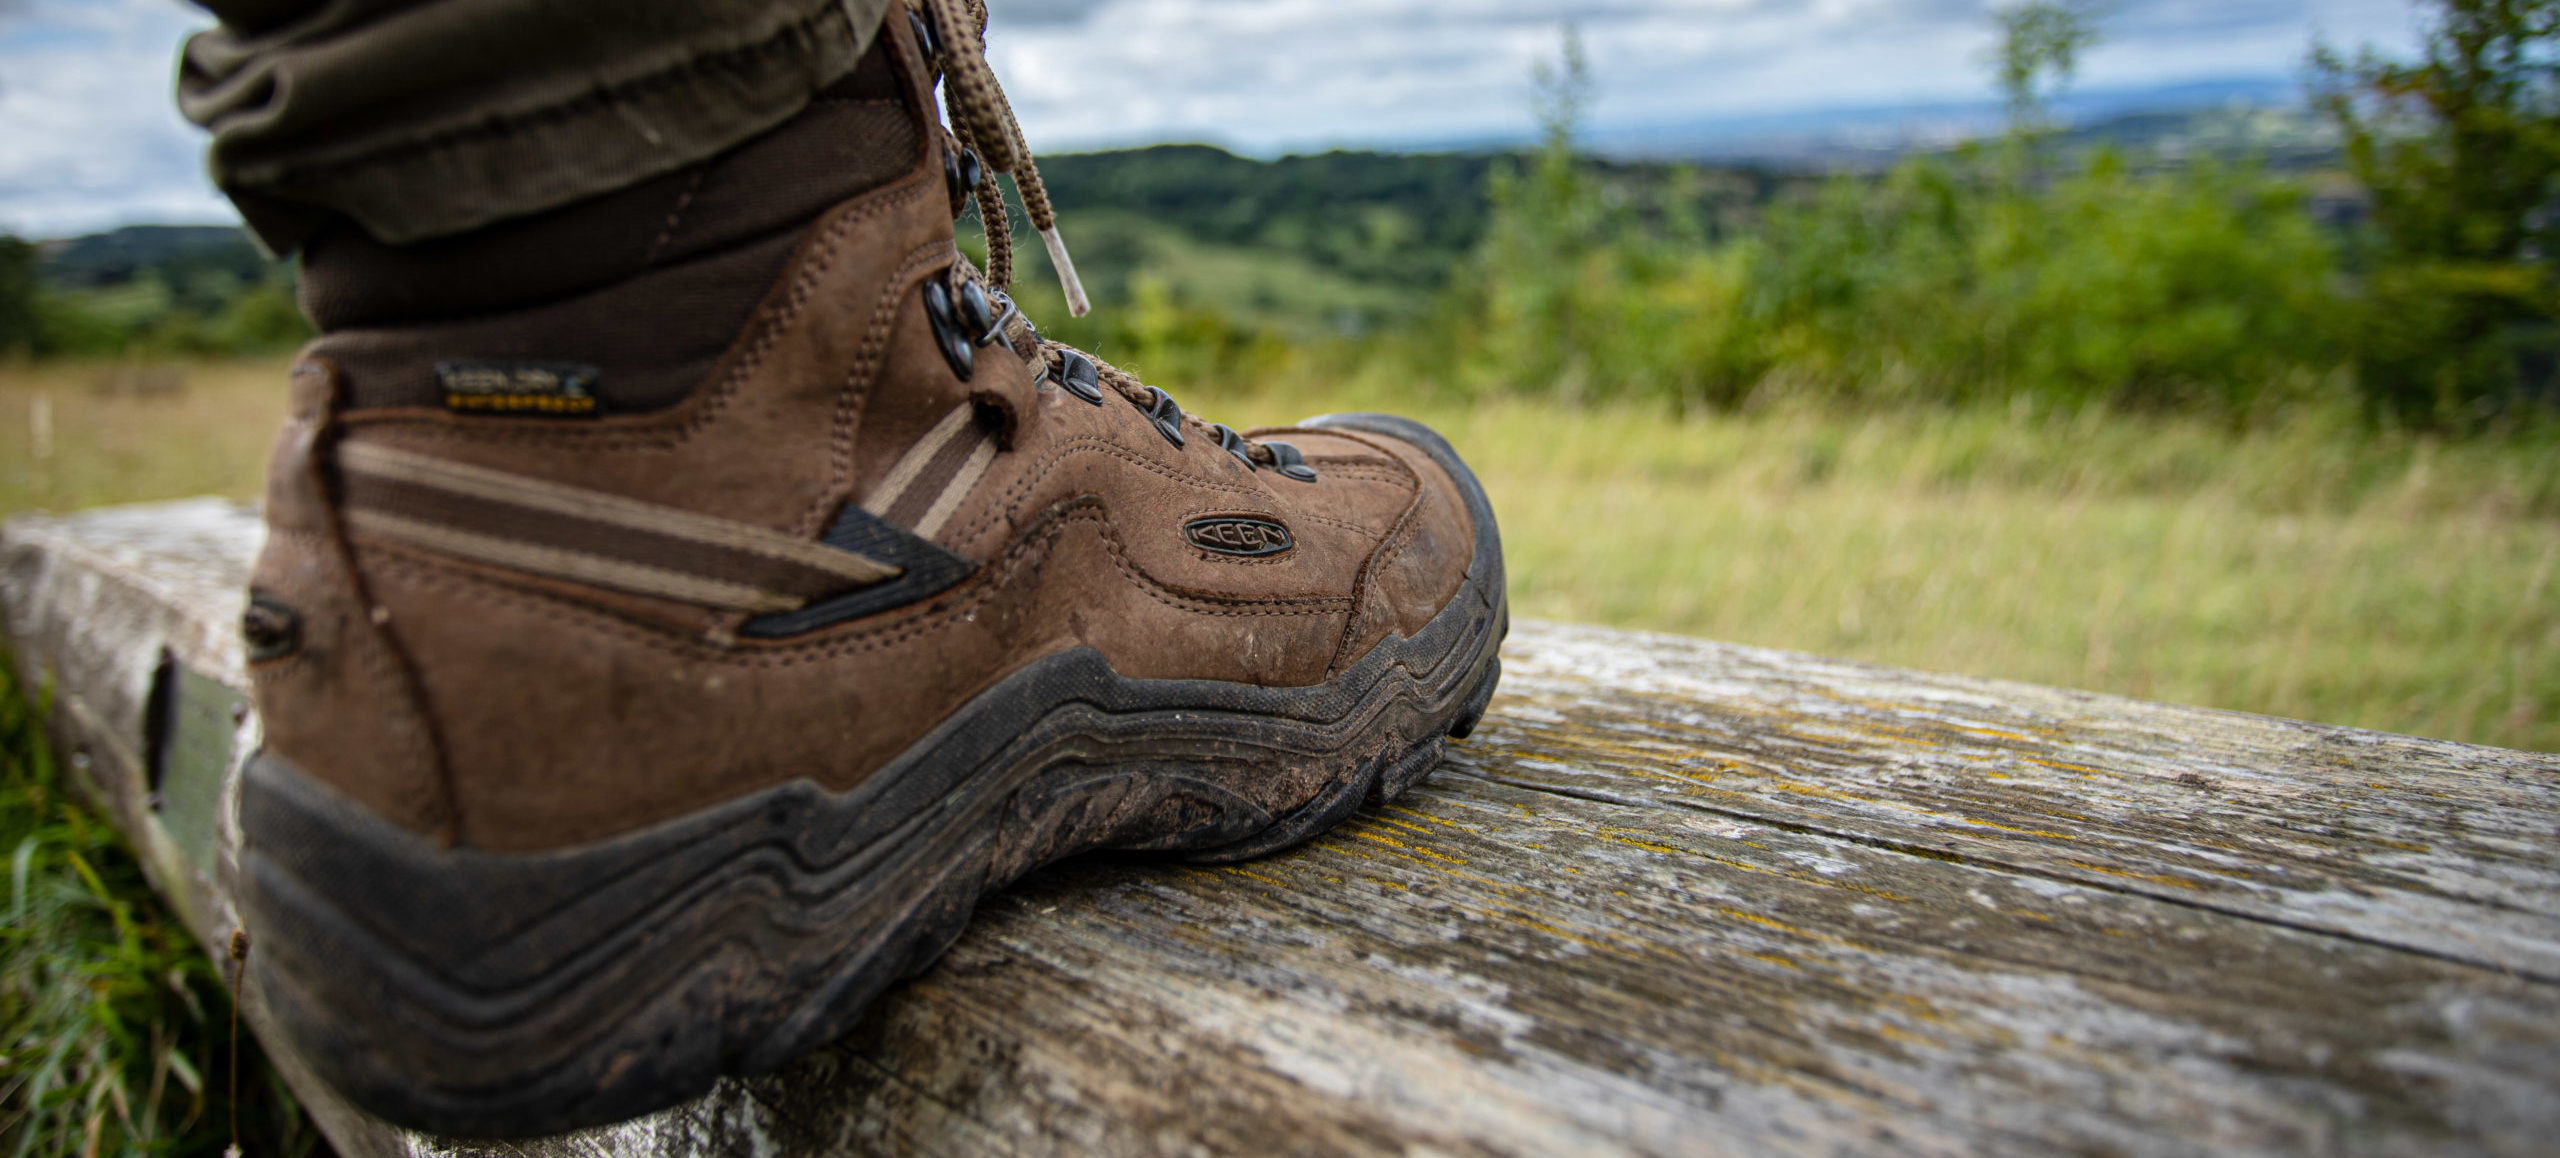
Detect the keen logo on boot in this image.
<box><xmin>436</xmin><ymin>361</ymin><xmax>602</xmax><ymax>416</ymax></box>
<box><xmin>1185</xmin><ymin>516</ymin><xmax>1295</xmax><ymax>558</ymax></box>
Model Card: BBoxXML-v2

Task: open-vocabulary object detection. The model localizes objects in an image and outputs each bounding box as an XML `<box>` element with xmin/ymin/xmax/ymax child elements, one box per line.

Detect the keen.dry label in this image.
<box><xmin>437</xmin><ymin>361</ymin><xmax>602</xmax><ymax>416</ymax></box>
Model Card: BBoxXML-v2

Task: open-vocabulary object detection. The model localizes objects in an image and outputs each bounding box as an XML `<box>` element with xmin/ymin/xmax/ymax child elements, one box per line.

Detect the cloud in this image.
<box><xmin>986</xmin><ymin>0</ymin><xmax>1118</xmax><ymax>27</ymax></box>
<box><xmin>985</xmin><ymin>0</ymin><xmax>2425</xmax><ymax>154</ymax></box>
<box><xmin>0</xmin><ymin>0</ymin><xmax>2426</xmax><ymax>238</ymax></box>
<box><xmin>0</xmin><ymin>0</ymin><xmax>225</xmax><ymax>237</ymax></box>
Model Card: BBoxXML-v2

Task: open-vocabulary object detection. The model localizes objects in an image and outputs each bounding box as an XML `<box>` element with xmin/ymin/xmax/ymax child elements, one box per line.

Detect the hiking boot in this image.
<box><xmin>236</xmin><ymin>3</ymin><xmax>1505</xmax><ymax>1138</ymax></box>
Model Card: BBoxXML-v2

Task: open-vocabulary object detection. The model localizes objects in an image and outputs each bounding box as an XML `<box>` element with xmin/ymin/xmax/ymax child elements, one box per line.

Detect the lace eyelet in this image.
<box><xmin>1263</xmin><ymin>441</ymin><xmax>1319</xmax><ymax>483</ymax></box>
<box><xmin>957</xmin><ymin>281</ymin><xmax>994</xmax><ymax>336</ymax></box>
<box><xmin>1135</xmin><ymin>387</ymin><xmax>1185</xmax><ymax>447</ymax></box>
<box><xmin>973</xmin><ymin>289</ymin><xmax>1024</xmax><ymax>347</ymax></box>
<box><xmin>921</xmin><ymin>280</ymin><xmax>974</xmax><ymax>381</ymax></box>
<box><xmin>908</xmin><ymin>9</ymin><xmax>940</xmax><ymax>66</ymax></box>
<box><xmin>1056</xmin><ymin>350</ymin><xmax>1105</xmax><ymax>404</ymax></box>
<box><xmin>1211</xmin><ymin>424</ymin><xmax>1256</xmax><ymax>470</ymax></box>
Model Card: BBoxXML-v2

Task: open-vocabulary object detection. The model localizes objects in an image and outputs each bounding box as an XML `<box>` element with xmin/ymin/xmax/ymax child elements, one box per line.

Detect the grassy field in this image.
<box><xmin>0</xmin><ymin>356</ymin><xmax>2551</xmax><ymax>753</ymax></box>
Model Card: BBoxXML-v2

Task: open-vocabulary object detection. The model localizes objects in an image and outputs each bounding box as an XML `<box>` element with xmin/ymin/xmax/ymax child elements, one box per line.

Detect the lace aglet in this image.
<box><xmin>1040</xmin><ymin>224</ymin><xmax>1090</xmax><ymax>317</ymax></box>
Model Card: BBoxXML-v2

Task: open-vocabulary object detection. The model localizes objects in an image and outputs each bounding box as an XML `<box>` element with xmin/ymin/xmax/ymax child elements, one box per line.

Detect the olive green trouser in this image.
<box><xmin>180</xmin><ymin>0</ymin><xmax>892</xmax><ymax>253</ymax></box>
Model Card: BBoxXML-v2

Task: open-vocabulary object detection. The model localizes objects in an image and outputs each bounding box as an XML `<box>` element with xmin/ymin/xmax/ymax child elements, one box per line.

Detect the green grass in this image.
<box><xmin>0</xmin><ymin>651</ymin><xmax>322</xmax><ymax>1157</ymax></box>
<box><xmin>0</xmin><ymin>360</ymin><xmax>283</xmax><ymax>514</ymax></box>
<box><xmin>2</xmin><ymin>355</ymin><xmax>2546</xmax><ymax>752</ymax></box>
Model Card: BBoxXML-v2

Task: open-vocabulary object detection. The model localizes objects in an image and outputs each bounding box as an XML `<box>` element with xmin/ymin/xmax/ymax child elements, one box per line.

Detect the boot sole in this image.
<box><xmin>239</xmin><ymin>412</ymin><xmax>1508</xmax><ymax>1138</ymax></box>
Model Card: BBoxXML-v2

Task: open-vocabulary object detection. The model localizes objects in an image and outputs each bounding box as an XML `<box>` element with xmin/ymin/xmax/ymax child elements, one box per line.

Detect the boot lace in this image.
<box><xmin>911</xmin><ymin>0</ymin><xmax>1086</xmax><ymax>314</ymax></box>
<box><xmin>910</xmin><ymin>0</ymin><xmax>1317</xmax><ymax>483</ymax></box>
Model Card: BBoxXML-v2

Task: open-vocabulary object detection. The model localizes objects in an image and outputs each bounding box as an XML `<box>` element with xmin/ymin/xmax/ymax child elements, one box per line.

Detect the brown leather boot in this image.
<box><xmin>237</xmin><ymin>4</ymin><xmax>1504</xmax><ymax>1136</ymax></box>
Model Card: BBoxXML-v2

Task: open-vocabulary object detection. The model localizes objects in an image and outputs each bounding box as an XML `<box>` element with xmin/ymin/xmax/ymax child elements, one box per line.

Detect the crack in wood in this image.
<box><xmin>1448</xmin><ymin>764</ymin><xmax>2558</xmax><ymax>987</ymax></box>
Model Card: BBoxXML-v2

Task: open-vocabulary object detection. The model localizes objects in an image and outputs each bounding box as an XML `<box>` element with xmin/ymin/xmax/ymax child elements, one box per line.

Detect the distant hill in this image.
<box><xmin>38</xmin><ymin>225</ymin><xmax>272</xmax><ymax>290</ymax></box>
<box><xmin>1591</xmin><ymin>79</ymin><xmax>2334</xmax><ymax>169</ymax></box>
<box><xmin>1032</xmin><ymin>146</ymin><xmax>1510</xmax><ymax>293</ymax></box>
<box><xmin>2060</xmin><ymin>105</ymin><xmax>2339</xmax><ymax>168</ymax></box>
<box><xmin>20</xmin><ymin>126</ymin><xmax>2333</xmax><ymax>337</ymax></box>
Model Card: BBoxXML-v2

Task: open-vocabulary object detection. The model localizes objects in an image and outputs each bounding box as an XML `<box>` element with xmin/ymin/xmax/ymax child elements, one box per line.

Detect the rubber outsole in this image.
<box><xmin>238</xmin><ymin>412</ymin><xmax>1508</xmax><ymax>1138</ymax></box>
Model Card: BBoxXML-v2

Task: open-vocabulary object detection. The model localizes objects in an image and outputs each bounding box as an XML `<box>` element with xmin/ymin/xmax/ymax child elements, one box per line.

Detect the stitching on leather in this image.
<box><xmin>1366</xmin><ymin>482</ymin><xmax>1428</xmax><ymax>583</ymax></box>
<box><xmin>1327</xmin><ymin>462</ymin><xmax>1431</xmax><ymax>677</ymax></box>
<box><xmin>1294</xmin><ymin>429</ymin><xmax>1423</xmax><ymax>489</ymax></box>
<box><xmin>947</xmin><ymin>434</ymin><xmax>1264</xmax><ymax>549</ymax></box>
<box><xmin>1313</xmin><ymin>466</ymin><xmax>1414</xmax><ymax>487</ymax></box>
<box><xmin>360</xmin><ymin>495</ymin><xmax>1346</xmax><ymax>673</ymax></box>
<box><xmin>351</xmin><ymin>172</ymin><xmax>930</xmax><ymax>453</ymax></box>
<box><xmin>1305</xmin><ymin>454</ymin><xmax>1400</xmax><ymax>468</ymax></box>
<box><xmin>1287</xmin><ymin>509</ymin><xmax>1377</xmax><ymax>534</ymax></box>
<box><xmin>808</xmin><ymin>239</ymin><xmax>956</xmax><ymax>537</ymax></box>
<box><xmin>323</xmin><ymin>538</ymin><xmax>446</xmax><ymax>816</ymax></box>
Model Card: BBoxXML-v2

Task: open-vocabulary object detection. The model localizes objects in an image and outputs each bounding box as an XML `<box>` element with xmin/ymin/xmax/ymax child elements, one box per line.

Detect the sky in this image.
<box><xmin>0</xmin><ymin>0</ymin><xmax>2425</xmax><ymax>239</ymax></box>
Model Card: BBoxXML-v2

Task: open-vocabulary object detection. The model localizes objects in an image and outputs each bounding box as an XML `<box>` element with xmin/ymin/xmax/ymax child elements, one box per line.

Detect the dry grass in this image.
<box><xmin>1210</xmin><ymin>378</ymin><xmax>2560</xmax><ymax>754</ymax></box>
<box><xmin>1</xmin><ymin>356</ymin><xmax>2551</xmax><ymax>752</ymax></box>
<box><xmin>0</xmin><ymin>358</ymin><xmax>284</xmax><ymax>513</ymax></box>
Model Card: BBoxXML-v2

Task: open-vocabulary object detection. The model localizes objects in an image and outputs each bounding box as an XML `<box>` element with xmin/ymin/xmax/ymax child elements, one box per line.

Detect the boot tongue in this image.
<box><xmin>300</xmin><ymin>35</ymin><xmax>923</xmax><ymax>416</ymax></box>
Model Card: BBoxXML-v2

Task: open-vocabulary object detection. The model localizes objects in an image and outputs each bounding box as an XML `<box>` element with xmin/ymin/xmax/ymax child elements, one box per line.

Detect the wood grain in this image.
<box><xmin>5</xmin><ymin>500</ymin><xmax>2553</xmax><ymax>1158</ymax></box>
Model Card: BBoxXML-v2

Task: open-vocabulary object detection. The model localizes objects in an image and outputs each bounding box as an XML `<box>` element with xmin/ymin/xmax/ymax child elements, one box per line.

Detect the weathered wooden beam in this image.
<box><xmin>4</xmin><ymin>499</ymin><xmax>2556</xmax><ymax>1158</ymax></box>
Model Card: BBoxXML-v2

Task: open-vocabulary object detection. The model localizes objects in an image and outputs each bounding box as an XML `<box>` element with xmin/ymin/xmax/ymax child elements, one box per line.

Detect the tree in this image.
<box><xmin>1991</xmin><ymin>1</ymin><xmax>2106</xmax><ymax>132</ymax></box>
<box><xmin>1474</xmin><ymin>25</ymin><xmax>1607</xmax><ymax>395</ymax></box>
<box><xmin>2313</xmin><ymin>0</ymin><xmax>2560</xmax><ymax>424</ymax></box>
<box><xmin>0</xmin><ymin>235</ymin><xmax>39</xmax><ymax>357</ymax></box>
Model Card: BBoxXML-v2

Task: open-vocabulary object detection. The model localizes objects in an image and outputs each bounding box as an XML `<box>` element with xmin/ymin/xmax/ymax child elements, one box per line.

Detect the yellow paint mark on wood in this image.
<box><xmin>2064</xmin><ymin>859</ymin><xmax>2207</xmax><ymax>891</ymax></box>
<box><xmin>1775</xmin><ymin>782</ymin><xmax>1881</xmax><ymax>803</ymax></box>
<box><xmin>1372</xmin><ymin>815</ymin><xmax>1443</xmax><ymax>838</ymax></box>
<box><xmin>1601</xmin><ymin>830</ymin><xmax>1692</xmax><ymax>856</ymax></box>
<box><xmin>1349</xmin><ymin>827</ymin><xmax>1471</xmax><ymax>867</ymax></box>
<box><xmin>1957</xmin><ymin>816</ymin><xmax>2074</xmax><ymax>840</ymax></box>
<box><xmin>1943</xmin><ymin>724</ymin><xmax>2032</xmax><ymax>742</ymax></box>
<box><xmin>1224</xmin><ymin>866</ymin><xmax>1288</xmax><ymax>889</ymax></box>
<box><xmin>1381</xmin><ymin>804</ymin><xmax>1478</xmax><ymax>833</ymax></box>
<box><xmin>1719</xmin><ymin>907</ymin><xmax>1806</xmax><ymax>935</ymax></box>
<box><xmin>2029</xmin><ymin>758</ymin><xmax>2107</xmax><ymax>776</ymax></box>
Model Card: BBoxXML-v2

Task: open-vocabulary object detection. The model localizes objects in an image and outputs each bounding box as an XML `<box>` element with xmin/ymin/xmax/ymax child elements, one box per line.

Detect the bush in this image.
<box><xmin>1443</xmin><ymin>129</ymin><xmax>2351</xmax><ymax>422</ymax></box>
<box><xmin>2313</xmin><ymin>0</ymin><xmax>2560</xmax><ymax>426</ymax></box>
<box><xmin>1746</xmin><ymin>149</ymin><xmax>2347</xmax><ymax>415</ymax></box>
